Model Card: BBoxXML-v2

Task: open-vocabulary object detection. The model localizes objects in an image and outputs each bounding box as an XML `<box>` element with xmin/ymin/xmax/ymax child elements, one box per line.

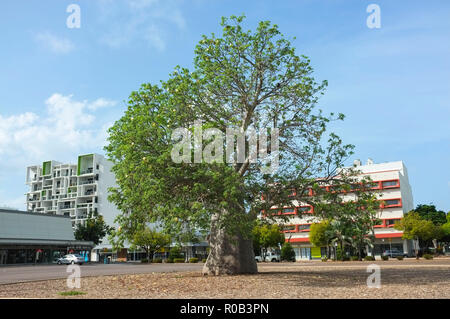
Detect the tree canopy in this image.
<box><xmin>105</xmin><ymin>15</ymin><xmax>355</xmax><ymax>274</ymax></box>
<box><xmin>74</xmin><ymin>214</ymin><xmax>112</xmax><ymax>246</ymax></box>
<box><xmin>131</xmin><ymin>227</ymin><xmax>171</xmax><ymax>261</ymax></box>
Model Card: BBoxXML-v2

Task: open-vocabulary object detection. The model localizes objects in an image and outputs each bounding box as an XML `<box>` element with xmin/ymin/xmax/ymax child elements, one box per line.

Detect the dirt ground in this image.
<box><xmin>1</xmin><ymin>259</ymin><xmax>450</xmax><ymax>299</ymax></box>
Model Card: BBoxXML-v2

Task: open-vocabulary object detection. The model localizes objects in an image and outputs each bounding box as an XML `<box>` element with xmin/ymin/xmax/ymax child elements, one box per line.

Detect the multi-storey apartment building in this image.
<box><xmin>25</xmin><ymin>154</ymin><xmax>119</xmax><ymax>230</ymax></box>
<box><xmin>276</xmin><ymin>159</ymin><xmax>414</xmax><ymax>260</ymax></box>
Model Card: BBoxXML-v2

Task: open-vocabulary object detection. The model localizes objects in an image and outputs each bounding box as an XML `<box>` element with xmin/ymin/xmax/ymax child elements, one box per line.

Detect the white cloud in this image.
<box><xmin>0</xmin><ymin>94</ymin><xmax>117</xmax><ymax>210</ymax></box>
<box><xmin>144</xmin><ymin>25</ymin><xmax>166</xmax><ymax>51</ymax></box>
<box><xmin>34</xmin><ymin>32</ymin><xmax>74</xmax><ymax>54</ymax></box>
<box><xmin>0</xmin><ymin>93</ymin><xmax>115</xmax><ymax>166</ymax></box>
<box><xmin>87</xmin><ymin>98</ymin><xmax>117</xmax><ymax>111</ymax></box>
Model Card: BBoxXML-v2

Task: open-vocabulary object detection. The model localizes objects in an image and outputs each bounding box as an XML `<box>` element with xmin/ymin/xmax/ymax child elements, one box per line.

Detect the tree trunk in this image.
<box><xmin>203</xmin><ymin>212</ymin><xmax>258</xmax><ymax>275</ymax></box>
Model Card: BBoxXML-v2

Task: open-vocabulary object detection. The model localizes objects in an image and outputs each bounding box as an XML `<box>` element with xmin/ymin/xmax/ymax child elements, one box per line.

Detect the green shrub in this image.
<box><xmin>381</xmin><ymin>255</ymin><xmax>389</xmax><ymax>261</ymax></box>
<box><xmin>59</xmin><ymin>291</ymin><xmax>86</xmax><ymax>296</ymax></box>
<box><xmin>281</xmin><ymin>243</ymin><xmax>296</xmax><ymax>262</ymax></box>
<box><xmin>321</xmin><ymin>257</ymin><xmax>328</xmax><ymax>262</ymax></box>
<box><xmin>201</xmin><ymin>258</ymin><xmax>207</xmax><ymax>263</ymax></box>
<box><xmin>166</xmin><ymin>258</ymin><xmax>174</xmax><ymax>263</ymax></box>
<box><xmin>342</xmin><ymin>256</ymin><xmax>350</xmax><ymax>261</ymax></box>
<box><xmin>364</xmin><ymin>256</ymin><xmax>375</xmax><ymax>261</ymax></box>
<box><xmin>396</xmin><ymin>256</ymin><xmax>404</xmax><ymax>260</ymax></box>
<box><xmin>169</xmin><ymin>246</ymin><xmax>183</xmax><ymax>260</ymax></box>
<box><xmin>189</xmin><ymin>257</ymin><xmax>199</xmax><ymax>263</ymax></box>
<box><xmin>153</xmin><ymin>258</ymin><xmax>162</xmax><ymax>263</ymax></box>
<box><xmin>173</xmin><ymin>258</ymin><xmax>185</xmax><ymax>263</ymax></box>
<box><xmin>141</xmin><ymin>258</ymin><xmax>148</xmax><ymax>263</ymax></box>
<box><xmin>336</xmin><ymin>247</ymin><xmax>344</xmax><ymax>261</ymax></box>
<box><xmin>423</xmin><ymin>254</ymin><xmax>433</xmax><ymax>260</ymax></box>
<box><xmin>350</xmin><ymin>256</ymin><xmax>359</xmax><ymax>261</ymax></box>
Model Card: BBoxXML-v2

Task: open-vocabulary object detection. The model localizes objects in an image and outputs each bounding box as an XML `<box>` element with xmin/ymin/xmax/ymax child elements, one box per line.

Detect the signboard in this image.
<box><xmin>311</xmin><ymin>247</ymin><xmax>321</xmax><ymax>259</ymax></box>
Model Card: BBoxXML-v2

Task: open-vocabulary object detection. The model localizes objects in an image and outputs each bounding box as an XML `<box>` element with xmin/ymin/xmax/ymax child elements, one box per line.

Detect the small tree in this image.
<box><xmin>281</xmin><ymin>242</ymin><xmax>296</xmax><ymax>261</ymax></box>
<box><xmin>169</xmin><ymin>246</ymin><xmax>183</xmax><ymax>260</ymax></box>
<box><xmin>313</xmin><ymin>173</ymin><xmax>381</xmax><ymax>260</ymax></box>
<box><xmin>310</xmin><ymin>220</ymin><xmax>334</xmax><ymax>258</ymax></box>
<box><xmin>74</xmin><ymin>214</ymin><xmax>112</xmax><ymax>247</ymax></box>
<box><xmin>394</xmin><ymin>211</ymin><xmax>437</xmax><ymax>258</ymax></box>
<box><xmin>131</xmin><ymin>227</ymin><xmax>171</xmax><ymax>262</ymax></box>
<box><xmin>252</xmin><ymin>223</ymin><xmax>285</xmax><ymax>260</ymax></box>
<box><xmin>414</xmin><ymin>204</ymin><xmax>447</xmax><ymax>226</ymax></box>
<box><xmin>440</xmin><ymin>214</ymin><xmax>450</xmax><ymax>250</ymax></box>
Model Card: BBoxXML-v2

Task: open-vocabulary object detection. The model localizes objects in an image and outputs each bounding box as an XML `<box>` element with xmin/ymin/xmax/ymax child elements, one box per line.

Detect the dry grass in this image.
<box><xmin>1</xmin><ymin>261</ymin><xmax>449</xmax><ymax>299</ymax></box>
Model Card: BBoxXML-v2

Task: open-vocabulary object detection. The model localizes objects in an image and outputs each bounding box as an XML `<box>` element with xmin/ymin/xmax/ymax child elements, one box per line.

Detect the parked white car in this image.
<box><xmin>255</xmin><ymin>252</ymin><xmax>281</xmax><ymax>262</ymax></box>
<box><xmin>265</xmin><ymin>251</ymin><xmax>281</xmax><ymax>262</ymax></box>
<box><xmin>56</xmin><ymin>254</ymin><xmax>85</xmax><ymax>265</ymax></box>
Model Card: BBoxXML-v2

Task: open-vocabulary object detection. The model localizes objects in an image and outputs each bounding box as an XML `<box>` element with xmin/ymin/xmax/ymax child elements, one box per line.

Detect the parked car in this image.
<box><xmin>265</xmin><ymin>251</ymin><xmax>281</xmax><ymax>262</ymax></box>
<box><xmin>56</xmin><ymin>254</ymin><xmax>85</xmax><ymax>265</ymax></box>
<box><xmin>382</xmin><ymin>249</ymin><xmax>408</xmax><ymax>258</ymax></box>
<box><xmin>255</xmin><ymin>252</ymin><xmax>281</xmax><ymax>262</ymax></box>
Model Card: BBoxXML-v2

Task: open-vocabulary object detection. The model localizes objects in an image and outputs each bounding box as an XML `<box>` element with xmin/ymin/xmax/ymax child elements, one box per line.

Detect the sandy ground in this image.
<box><xmin>1</xmin><ymin>259</ymin><xmax>449</xmax><ymax>299</ymax></box>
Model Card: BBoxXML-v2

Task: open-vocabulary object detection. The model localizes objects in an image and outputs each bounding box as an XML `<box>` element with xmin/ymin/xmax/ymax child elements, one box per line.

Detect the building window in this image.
<box><xmin>297</xmin><ymin>206</ymin><xmax>312</xmax><ymax>214</ymax></box>
<box><xmin>282</xmin><ymin>208</ymin><xmax>295</xmax><ymax>215</ymax></box>
<box><xmin>383</xmin><ymin>199</ymin><xmax>401</xmax><ymax>208</ymax></box>
<box><xmin>382</xmin><ymin>180</ymin><xmax>399</xmax><ymax>188</ymax></box>
<box><xmin>367</xmin><ymin>181</ymin><xmax>380</xmax><ymax>190</ymax></box>
<box><xmin>385</xmin><ymin>219</ymin><xmax>400</xmax><ymax>227</ymax></box>
<box><xmin>282</xmin><ymin>225</ymin><xmax>296</xmax><ymax>232</ymax></box>
<box><xmin>298</xmin><ymin>224</ymin><xmax>311</xmax><ymax>232</ymax></box>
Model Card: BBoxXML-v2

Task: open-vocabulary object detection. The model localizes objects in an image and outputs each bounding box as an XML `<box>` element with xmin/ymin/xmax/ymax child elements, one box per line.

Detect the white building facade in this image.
<box><xmin>25</xmin><ymin>153</ymin><xmax>119</xmax><ymax>230</ymax></box>
<box><xmin>277</xmin><ymin>160</ymin><xmax>415</xmax><ymax>260</ymax></box>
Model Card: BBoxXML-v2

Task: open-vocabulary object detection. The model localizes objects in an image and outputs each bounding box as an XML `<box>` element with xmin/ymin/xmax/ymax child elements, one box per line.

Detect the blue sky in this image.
<box><xmin>0</xmin><ymin>0</ymin><xmax>449</xmax><ymax>211</ymax></box>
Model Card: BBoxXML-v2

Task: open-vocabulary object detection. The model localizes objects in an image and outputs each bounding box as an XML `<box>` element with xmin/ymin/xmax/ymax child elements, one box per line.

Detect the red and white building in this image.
<box><xmin>276</xmin><ymin>159</ymin><xmax>415</xmax><ymax>260</ymax></box>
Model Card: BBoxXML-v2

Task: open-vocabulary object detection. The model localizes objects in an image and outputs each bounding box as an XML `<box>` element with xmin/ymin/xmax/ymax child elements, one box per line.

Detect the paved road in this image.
<box><xmin>0</xmin><ymin>263</ymin><xmax>203</xmax><ymax>285</ymax></box>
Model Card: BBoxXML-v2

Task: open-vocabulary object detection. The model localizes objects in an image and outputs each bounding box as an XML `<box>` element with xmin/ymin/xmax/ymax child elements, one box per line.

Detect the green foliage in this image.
<box><xmin>173</xmin><ymin>258</ymin><xmax>185</xmax><ymax>263</ymax></box>
<box><xmin>313</xmin><ymin>174</ymin><xmax>381</xmax><ymax>260</ymax></box>
<box><xmin>189</xmin><ymin>257</ymin><xmax>199</xmax><ymax>263</ymax></box>
<box><xmin>169</xmin><ymin>246</ymin><xmax>183</xmax><ymax>260</ymax></box>
<box><xmin>104</xmin><ymin>15</ymin><xmax>355</xmax><ymax>252</ymax></box>
<box><xmin>423</xmin><ymin>254</ymin><xmax>433</xmax><ymax>260</ymax></box>
<box><xmin>396</xmin><ymin>256</ymin><xmax>404</xmax><ymax>260</ymax></box>
<box><xmin>350</xmin><ymin>256</ymin><xmax>359</xmax><ymax>261</ymax></box>
<box><xmin>321</xmin><ymin>257</ymin><xmax>328</xmax><ymax>262</ymax></box>
<box><xmin>153</xmin><ymin>258</ymin><xmax>162</xmax><ymax>263</ymax></box>
<box><xmin>59</xmin><ymin>291</ymin><xmax>86</xmax><ymax>296</ymax></box>
<box><xmin>364</xmin><ymin>256</ymin><xmax>375</xmax><ymax>261</ymax></box>
<box><xmin>309</xmin><ymin>220</ymin><xmax>332</xmax><ymax>247</ymax></box>
<box><xmin>395</xmin><ymin>211</ymin><xmax>440</xmax><ymax>242</ymax></box>
<box><xmin>131</xmin><ymin>227</ymin><xmax>171</xmax><ymax>261</ymax></box>
<box><xmin>74</xmin><ymin>214</ymin><xmax>112</xmax><ymax>246</ymax></box>
<box><xmin>202</xmin><ymin>258</ymin><xmax>207</xmax><ymax>263</ymax></box>
<box><xmin>440</xmin><ymin>216</ymin><xmax>450</xmax><ymax>244</ymax></box>
<box><xmin>252</xmin><ymin>223</ymin><xmax>285</xmax><ymax>256</ymax></box>
<box><xmin>381</xmin><ymin>255</ymin><xmax>389</xmax><ymax>261</ymax></box>
<box><xmin>336</xmin><ymin>246</ymin><xmax>344</xmax><ymax>261</ymax></box>
<box><xmin>280</xmin><ymin>242</ymin><xmax>296</xmax><ymax>261</ymax></box>
<box><xmin>141</xmin><ymin>258</ymin><xmax>148</xmax><ymax>263</ymax></box>
<box><xmin>414</xmin><ymin>204</ymin><xmax>447</xmax><ymax>226</ymax></box>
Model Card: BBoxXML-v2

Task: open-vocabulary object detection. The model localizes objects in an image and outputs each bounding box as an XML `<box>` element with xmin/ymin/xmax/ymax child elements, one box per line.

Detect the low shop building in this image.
<box><xmin>0</xmin><ymin>209</ymin><xmax>93</xmax><ymax>265</ymax></box>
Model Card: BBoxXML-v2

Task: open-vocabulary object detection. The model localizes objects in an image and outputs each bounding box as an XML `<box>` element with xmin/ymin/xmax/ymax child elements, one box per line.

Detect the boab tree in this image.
<box><xmin>105</xmin><ymin>15</ymin><xmax>354</xmax><ymax>275</ymax></box>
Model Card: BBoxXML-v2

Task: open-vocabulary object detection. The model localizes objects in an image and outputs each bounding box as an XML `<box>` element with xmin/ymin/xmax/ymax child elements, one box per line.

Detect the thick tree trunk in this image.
<box><xmin>203</xmin><ymin>213</ymin><xmax>258</xmax><ymax>275</ymax></box>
